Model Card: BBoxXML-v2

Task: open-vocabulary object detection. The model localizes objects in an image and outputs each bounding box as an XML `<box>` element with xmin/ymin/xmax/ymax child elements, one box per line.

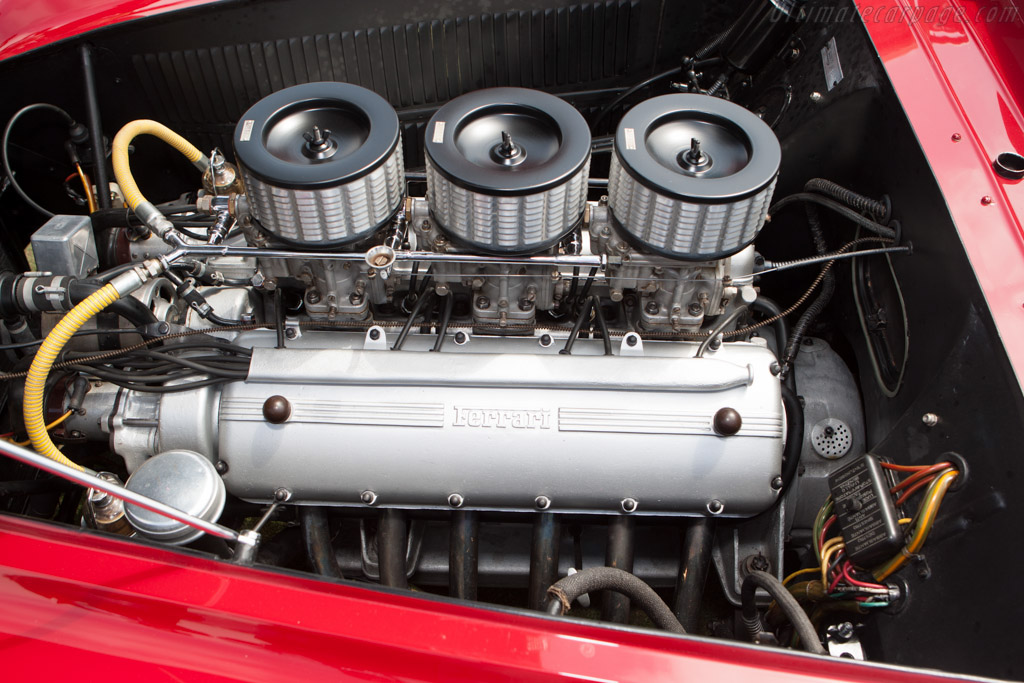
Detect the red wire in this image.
<box><xmin>842</xmin><ymin>561</ymin><xmax>887</xmax><ymax>590</ymax></box>
<box><xmin>894</xmin><ymin>475</ymin><xmax>937</xmax><ymax>507</ymax></box>
<box><xmin>0</xmin><ymin>432</ymin><xmax>13</xmax><ymax>439</ymax></box>
<box><xmin>891</xmin><ymin>463</ymin><xmax>951</xmax><ymax>493</ymax></box>
<box><xmin>880</xmin><ymin>462</ymin><xmax>934</xmax><ymax>472</ymax></box>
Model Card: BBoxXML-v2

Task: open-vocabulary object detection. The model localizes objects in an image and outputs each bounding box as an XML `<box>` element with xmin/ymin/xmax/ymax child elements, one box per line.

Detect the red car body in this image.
<box><xmin>0</xmin><ymin>0</ymin><xmax>1020</xmax><ymax>680</ymax></box>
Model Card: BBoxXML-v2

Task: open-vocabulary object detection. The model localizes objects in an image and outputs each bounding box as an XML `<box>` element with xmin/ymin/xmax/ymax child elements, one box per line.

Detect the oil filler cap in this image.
<box><xmin>125</xmin><ymin>449</ymin><xmax>226</xmax><ymax>546</ymax></box>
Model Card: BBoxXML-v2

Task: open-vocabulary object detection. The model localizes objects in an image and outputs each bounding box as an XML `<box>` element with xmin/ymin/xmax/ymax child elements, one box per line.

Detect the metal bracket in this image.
<box><xmin>363</xmin><ymin>325</ymin><xmax>388</xmax><ymax>350</ymax></box>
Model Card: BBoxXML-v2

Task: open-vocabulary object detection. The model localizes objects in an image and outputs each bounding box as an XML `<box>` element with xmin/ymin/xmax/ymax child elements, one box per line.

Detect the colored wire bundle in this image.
<box><xmin>790</xmin><ymin>460</ymin><xmax>959</xmax><ymax>608</ymax></box>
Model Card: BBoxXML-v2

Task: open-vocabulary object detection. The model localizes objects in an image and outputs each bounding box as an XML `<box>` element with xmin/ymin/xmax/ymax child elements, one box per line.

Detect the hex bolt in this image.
<box><xmin>921</xmin><ymin>413</ymin><xmax>940</xmax><ymax>427</ymax></box>
<box><xmin>454</xmin><ymin>331</ymin><xmax>468</xmax><ymax>345</ymax></box>
<box><xmin>770</xmin><ymin>362</ymin><xmax>782</xmax><ymax>376</ymax></box>
<box><xmin>621</xmin><ymin>498</ymin><xmax>638</xmax><ymax>513</ymax></box>
<box><xmin>771</xmin><ymin>475</ymin><xmax>784</xmax><ymax>491</ymax></box>
<box><xmin>448</xmin><ymin>493</ymin><xmax>465</xmax><ymax>508</ymax></box>
<box><xmin>645</xmin><ymin>301</ymin><xmax>660</xmax><ymax>315</ymax></box>
<box><xmin>360</xmin><ymin>490</ymin><xmax>378</xmax><ymax>506</ymax></box>
<box><xmin>709</xmin><ymin>335</ymin><xmax>722</xmax><ymax>351</ymax></box>
<box><xmin>476</xmin><ymin>296</ymin><xmax>490</xmax><ymax>309</ymax></box>
<box><xmin>743</xmin><ymin>553</ymin><xmax>771</xmax><ymax>575</ymax></box>
<box><xmin>834</xmin><ymin>622</ymin><xmax>855</xmax><ymax>643</ymax></box>
<box><xmin>369</xmin><ymin>328</ymin><xmax>381</xmax><ymax>340</ymax></box>
<box><xmin>215</xmin><ymin>460</ymin><xmax>229</xmax><ymax>475</ymax></box>
<box><xmin>688</xmin><ymin>302</ymin><xmax>703</xmax><ymax>316</ymax></box>
<box><xmin>274</xmin><ymin>487</ymin><xmax>293</xmax><ymax>502</ymax></box>
<box><xmin>350</xmin><ymin>292</ymin><xmax>364</xmax><ymax>305</ymax></box>
<box><xmin>518</xmin><ymin>298</ymin><xmax>534</xmax><ymax>311</ymax></box>
<box><xmin>626</xmin><ymin>334</ymin><xmax>638</xmax><ymax>347</ymax></box>
<box><xmin>539</xmin><ymin>334</ymin><xmax>553</xmax><ymax>347</ymax></box>
<box><xmin>535</xmin><ymin>495</ymin><xmax>552</xmax><ymax>511</ymax></box>
<box><xmin>707</xmin><ymin>499</ymin><xmax>724</xmax><ymax>515</ymax></box>
<box><xmin>285</xmin><ymin>328</ymin><xmax>297</xmax><ymax>340</ymax></box>
<box><xmin>306</xmin><ymin>290</ymin><xmax>322</xmax><ymax>304</ymax></box>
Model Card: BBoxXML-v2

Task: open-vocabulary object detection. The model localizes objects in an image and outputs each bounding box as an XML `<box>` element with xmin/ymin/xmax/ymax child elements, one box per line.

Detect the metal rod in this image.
<box><xmin>674</xmin><ymin>518</ymin><xmax>714</xmax><ymax>632</ymax></box>
<box><xmin>80</xmin><ymin>44</ymin><xmax>111</xmax><ymax>209</ymax></box>
<box><xmin>378</xmin><ymin>509</ymin><xmax>410</xmax><ymax>589</ymax></box>
<box><xmin>695</xmin><ymin>304</ymin><xmax>749</xmax><ymax>358</ymax></box>
<box><xmin>602</xmin><ymin>515</ymin><xmax>636</xmax><ymax>623</ymax></box>
<box><xmin>172</xmin><ymin>245</ymin><xmax>607</xmax><ymax>269</ymax></box>
<box><xmin>449</xmin><ymin>510</ymin><xmax>479</xmax><ymax>600</ymax></box>
<box><xmin>0</xmin><ymin>440</ymin><xmax>239</xmax><ymax>542</ymax></box>
<box><xmin>757</xmin><ymin>246</ymin><xmax>911</xmax><ymax>275</ymax></box>
<box><xmin>527</xmin><ymin>512</ymin><xmax>561</xmax><ymax>610</ymax></box>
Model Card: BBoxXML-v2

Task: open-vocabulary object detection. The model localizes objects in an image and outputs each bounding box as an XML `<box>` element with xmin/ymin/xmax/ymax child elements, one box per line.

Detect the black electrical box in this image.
<box><xmin>828</xmin><ymin>454</ymin><xmax>903</xmax><ymax>567</ymax></box>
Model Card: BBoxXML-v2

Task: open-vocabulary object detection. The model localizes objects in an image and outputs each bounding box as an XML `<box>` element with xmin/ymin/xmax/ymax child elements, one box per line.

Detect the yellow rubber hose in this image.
<box><xmin>22</xmin><ymin>284</ymin><xmax>121</xmax><ymax>471</ymax></box>
<box><xmin>112</xmin><ymin>119</ymin><xmax>208</xmax><ymax>213</ymax></box>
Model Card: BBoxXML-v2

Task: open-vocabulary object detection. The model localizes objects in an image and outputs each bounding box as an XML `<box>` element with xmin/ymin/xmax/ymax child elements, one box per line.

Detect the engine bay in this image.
<box><xmin>0</xmin><ymin>0</ymin><xmax>1020</xmax><ymax>677</ymax></box>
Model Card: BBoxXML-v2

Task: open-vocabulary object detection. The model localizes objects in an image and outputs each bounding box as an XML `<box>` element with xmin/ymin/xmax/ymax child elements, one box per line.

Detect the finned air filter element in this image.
<box><xmin>234</xmin><ymin>82</ymin><xmax>404</xmax><ymax>247</ymax></box>
<box><xmin>608</xmin><ymin>94</ymin><xmax>780</xmax><ymax>260</ymax></box>
<box><xmin>425</xmin><ymin>88</ymin><xmax>591</xmax><ymax>254</ymax></box>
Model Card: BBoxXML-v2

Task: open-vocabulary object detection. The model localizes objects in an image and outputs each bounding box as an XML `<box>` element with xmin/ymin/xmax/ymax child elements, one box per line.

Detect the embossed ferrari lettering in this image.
<box><xmin>451</xmin><ymin>407</ymin><xmax>551</xmax><ymax>429</ymax></box>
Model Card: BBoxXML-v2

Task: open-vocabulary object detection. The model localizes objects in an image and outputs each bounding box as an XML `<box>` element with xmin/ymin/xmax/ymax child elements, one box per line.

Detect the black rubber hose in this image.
<box><xmin>782</xmin><ymin>204</ymin><xmax>834</xmax><ymax>371</ymax></box>
<box><xmin>804</xmin><ymin>178</ymin><xmax>887</xmax><ymax>219</ymax></box>
<box><xmin>2</xmin><ymin>103</ymin><xmax>76</xmax><ymax>218</ymax></box>
<box><xmin>546</xmin><ymin>567</ymin><xmax>686</xmax><ymax>634</ymax></box>
<box><xmin>69</xmin><ymin>280</ymin><xmax>157</xmax><ymax>327</ymax></box>
<box><xmin>431</xmin><ymin>293</ymin><xmax>454</xmax><ymax>352</ymax></box>
<box><xmin>393</xmin><ymin>278</ymin><xmax>434</xmax><ymax>350</ymax></box>
<box><xmin>777</xmin><ymin>384</ymin><xmax>804</xmax><ymax>501</ymax></box>
<box><xmin>205</xmin><ymin>311</ymin><xmax>245</xmax><ymax>327</ymax></box>
<box><xmin>559</xmin><ymin>297</ymin><xmax>594</xmax><ymax>355</ymax></box>
<box><xmin>769</xmin><ymin>193</ymin><xmax>896</xmax><ymax>240</ymax></box>
<box><xmin>591</xmin><ymin>296</ymin><xmax>613</xmax><ymax>356</ymax></box>
<box><xmin>590</xmin><ymin>67</ymin><xmax>683</xmax><ymax>132</ymax></box>
<box><xmin>749</xmin><ymin>296</ymin><xmax>794</xmax><ymax>389</ymax></box>
<box><xmin>301</xmin><ymin>507</ymin><xmax>344</xmax><ymax>580</ymax></box>
<box><xmin>741</xmin><ymin>570</ymin><xmax>826</xmax><ymax>655</ymax></box>
<box><xmin>378</xmin><ymin>509</ymin><xmax>410</xmax><ymax>589</ymax></box>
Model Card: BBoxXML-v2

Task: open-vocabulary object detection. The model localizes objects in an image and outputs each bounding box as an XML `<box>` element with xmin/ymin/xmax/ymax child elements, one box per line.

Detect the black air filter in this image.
<box><xmin>425</xmin><ymin>88</ymin><xmax>591</xmax><ymax>254</ymax></box>
<box><xmin>608</xmin><ymin>94</ymin><xmax>780</xmax><ymax>260</ymax></box>
<box><xmin>234</xmin><ymin>82</ymin><xmax>404</xmax><ymax>248</ymax></box>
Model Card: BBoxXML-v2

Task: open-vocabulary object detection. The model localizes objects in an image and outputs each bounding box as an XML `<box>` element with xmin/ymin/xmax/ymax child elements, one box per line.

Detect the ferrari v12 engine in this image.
<box><xmin>63</xmin><ymin>82</ymin><xmax>788</xmax><ymax>517</ymax></box>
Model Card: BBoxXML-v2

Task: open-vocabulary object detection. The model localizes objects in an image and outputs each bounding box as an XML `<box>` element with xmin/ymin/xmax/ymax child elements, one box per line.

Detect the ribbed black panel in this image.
<box><xmin>132</xmin><ymin>0</ymin><xmax>648</xmax><ymax>126</ymax></box>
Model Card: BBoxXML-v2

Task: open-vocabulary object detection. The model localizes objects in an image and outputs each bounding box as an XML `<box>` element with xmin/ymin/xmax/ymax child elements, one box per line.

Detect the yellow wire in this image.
<box><xmin>873</xmin><ymin>470</ymin><xmax>958</xmax><ymax>581</ymax></box>
<box><xmin>7</xmin><ymin>410</ymin><xmax>73</xmax><ymax>447</ymax></box>
<box><xmin>783</xmin><ymin>567</ymin><xmax>821</xmax><ymax>586</ymax></box>
<box><xmin>75</xmin><ymin>163</ymin><xmax>97</xmax><ymax>214</ymax></box>
<box><xmin>820</xmin><ymin>538</ymin><xmax>846</xmax><ymax>586</ymax></box>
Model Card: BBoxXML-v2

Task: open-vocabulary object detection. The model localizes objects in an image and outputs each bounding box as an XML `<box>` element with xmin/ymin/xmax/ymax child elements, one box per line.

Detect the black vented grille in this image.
<box><xmin>132</xmin><ymin>1</ymin><xmax>651</xmax><ymax>163</ymax></box>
